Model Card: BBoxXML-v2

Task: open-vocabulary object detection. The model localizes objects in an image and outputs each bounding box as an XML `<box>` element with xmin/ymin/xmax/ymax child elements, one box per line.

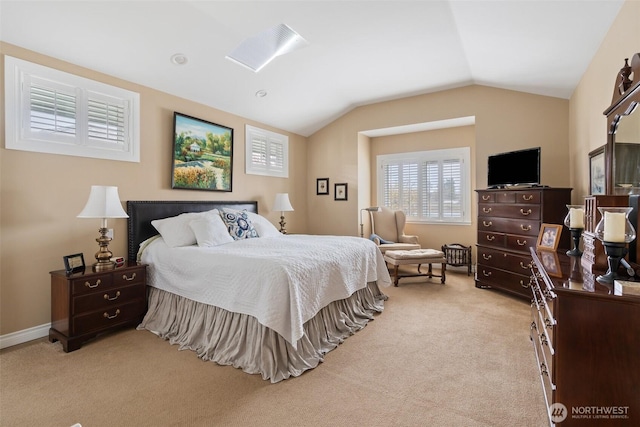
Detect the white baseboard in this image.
<box><xmin>0</xmin><ymin>323</ymin><xmax>50</xmax><ymax>350</ymax></box>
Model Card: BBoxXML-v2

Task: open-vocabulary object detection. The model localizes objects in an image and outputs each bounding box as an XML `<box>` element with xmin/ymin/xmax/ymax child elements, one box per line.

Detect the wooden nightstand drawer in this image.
<box><xmin>114</xmin><ymin>267</ymin><xmax>145</xmax><ymax>286</ymax></box>
<box><xmin>72</xmin><ymin>299</ymin><xmax>147</xmax><ymax>336</ymax></box>
<box><xmin>71</xmin><ymin>273</ymin><xmax>114</xmax><ymax>295</ymax></box>
<box><xmin>72</xmin><ymin>284</ymin><xmax>146</xmax><ymax>315</ymax></box>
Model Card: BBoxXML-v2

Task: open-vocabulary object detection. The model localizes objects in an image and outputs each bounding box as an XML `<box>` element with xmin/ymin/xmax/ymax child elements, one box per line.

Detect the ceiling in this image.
<box><xmin>0</xmin><ymin>0</ymin><xmax>625</xmax><ymax>137</ymax></box>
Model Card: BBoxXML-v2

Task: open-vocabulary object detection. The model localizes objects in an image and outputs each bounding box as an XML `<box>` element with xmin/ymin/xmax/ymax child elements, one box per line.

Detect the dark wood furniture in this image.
<box><xmin>442</xmin><ymin>243</ymin><xmax>472</xmax><ymax>276</ymax></box>
<box><xmin>49</xmin><ymin>262</ymin><xmax>147</xmax><ymax>352</ymax></box>
<box><xmin>529</xmin><ymin>248</ymin><xmax>639</xmax><ymax>426</ymax></box>
<box><xmin>476</xmin><ymin>188</ymin><xmax>571</xmax><ymax>298</ymax></box>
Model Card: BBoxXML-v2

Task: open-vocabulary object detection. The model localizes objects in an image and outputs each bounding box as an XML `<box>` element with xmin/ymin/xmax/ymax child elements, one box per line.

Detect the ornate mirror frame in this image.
<box><xmin>603</xmin><ymin>53</ymin><xmax>640</xmax><ymax>195</ymax></box>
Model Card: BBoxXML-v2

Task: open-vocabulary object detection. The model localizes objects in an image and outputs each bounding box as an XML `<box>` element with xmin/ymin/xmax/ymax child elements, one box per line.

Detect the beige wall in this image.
<box><xmin>0</xmin><ymin>42</ymin><xmax>307</xmax><ymax>336</ymax></box>
<box><xmin>569</xmin><ymin>0</ymin><xmax>640</xmax><ymax>203</ymax></box>
<box><xmin>307</xmin><ymin>85</ymin><xmax>571</xmax><ymax>251</ymax></box>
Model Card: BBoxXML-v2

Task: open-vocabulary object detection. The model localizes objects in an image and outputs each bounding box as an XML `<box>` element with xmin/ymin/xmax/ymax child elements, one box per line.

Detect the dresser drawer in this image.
<box><xmin>476</xmin><ymin>265</ymin><xmax>531</xmax><ymax>296</ymax></box>
<box><xmin>505</xmin><ymin>233</ymin><xmax>537</xmax><ymax>252</ymax></box>
<box><xmin>72</xmin><ymin>299</ymin><xmax>147</xmax><ymax>336</ymax></box>
<box><xmin>72</xmin><ymin>284</ymin><xmax>146</xmax><ymax>315</ymax></box>
<box><xmin>479</xmin><ymin>217</ymin><xmax>539</xmax><ymax>236</ymax></box>
<box><xmin>510</xmin><ymin>191</ymin><xmax>541</xmax><ymax>204</ymax></box>
<box><xmin>479</xmin><ymin>192</ymin><xmax>495</xmax><ymax>203</ymax></box>
<box><xmin>478</xmin><ymin>231</ymin><xmax>506</xmax><ymax>248</ymax></box>
<box><xmin>479</xmin><ymin>203</ymin><xmax>541</xmax><ymax>220</ymax></box>
<box><xmin>71</xmin><ymin>273</ymin><xmax>115</xmax><ymax>295</ymax></box>
<box><xmin>114</xmin><ymin>267</ymin><xmax>146</xmax><ymax>287</ymax></box>
<box><xmin>477</xmin><ymin>246</ymin><xmax>532</xmax><ymax>274</ymax></box>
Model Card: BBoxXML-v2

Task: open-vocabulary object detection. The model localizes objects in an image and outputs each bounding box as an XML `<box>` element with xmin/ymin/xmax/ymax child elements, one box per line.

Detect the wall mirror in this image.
<box><xmin>605</xmin><ymin>53</ymin><xmax>640</xmax><ymax>195</ymax></box>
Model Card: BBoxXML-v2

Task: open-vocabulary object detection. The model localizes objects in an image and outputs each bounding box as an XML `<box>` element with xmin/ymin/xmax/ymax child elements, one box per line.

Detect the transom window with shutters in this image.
<box><xmin>245</xmin><ymin>125</ymin><xmax>288</xmax><ymax>178</ymax></box>
<box><xmin>376</xmin><ymin>147</ymin><xmax>471</xmax><ymax>224</ymax></box>
<box><xmin>4</xmin><ymin>55</ymin><xmax>140</xmax><ymax>162</ymax></box>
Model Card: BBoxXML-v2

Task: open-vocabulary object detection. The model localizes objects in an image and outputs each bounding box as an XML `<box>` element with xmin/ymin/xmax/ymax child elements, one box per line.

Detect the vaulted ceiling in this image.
<box><xmin>0</xmin><ymin>0</ymin><xmax>625</xmax><ymax>136</ymax></box>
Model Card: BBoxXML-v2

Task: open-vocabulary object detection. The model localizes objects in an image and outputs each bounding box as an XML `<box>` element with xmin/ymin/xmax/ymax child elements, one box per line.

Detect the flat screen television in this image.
<box><xmin>487</xmin><ymin>147</ymin><xmax>541</xmax><ymax>188</ymax></box>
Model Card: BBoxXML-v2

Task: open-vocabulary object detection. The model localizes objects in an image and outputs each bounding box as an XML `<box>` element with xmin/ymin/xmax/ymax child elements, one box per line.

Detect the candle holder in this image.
<box><xmin>594</xmin><ymin>207</ymin><xmax>636</xmax><ymax>284</ymax></box>
<box><xmin>563</xmin><ymin>204</ymin><xmax>584</xmax><ymax>256</ymax></box>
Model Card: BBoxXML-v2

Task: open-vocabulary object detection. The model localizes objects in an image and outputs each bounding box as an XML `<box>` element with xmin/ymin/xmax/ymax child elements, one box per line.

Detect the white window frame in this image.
<box><xmin>4</xmin><ymin>56</ymin><xmax>140</xmax><ymax>162</ymax></box>
<box><xmin>377</xmin><ymin>147</ymin><xmax>471</xmax><ymax>224</ymax></box>
<box><xmin>245</xmin><ymin>124</ymin><xmax>288</xmax><ymax>178</ymax></box>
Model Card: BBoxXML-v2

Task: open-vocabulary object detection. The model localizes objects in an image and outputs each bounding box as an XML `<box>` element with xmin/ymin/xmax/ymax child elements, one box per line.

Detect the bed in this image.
<box><xmin>127</xmin><ymin>200</ymin><xmax>391</xmax><ymax>383</ymax></box>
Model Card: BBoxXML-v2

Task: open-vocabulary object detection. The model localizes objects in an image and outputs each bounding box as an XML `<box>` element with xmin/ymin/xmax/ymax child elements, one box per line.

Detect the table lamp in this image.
<box><xmin>77</xmin><ymin>186</ymin><xmax>129</xmax><ymax>271</ymax></box>
<box><xmin>272</xmin><ymin>193</ymin><xmax>294</xmax><ymax>234</ymax></box>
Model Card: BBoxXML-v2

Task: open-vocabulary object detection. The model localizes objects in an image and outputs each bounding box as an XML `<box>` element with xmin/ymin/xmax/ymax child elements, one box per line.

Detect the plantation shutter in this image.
<box><xmin>245</xmin><ymin>125</ymin><xmax>288</xmax><ymax>178</ymax></box>
<box><xmin>27</xmin><ymin>75</ymin><xmax>77</xmax><ymax>141</ymax></box>
<box><xmin>377</xmin><ymin>147</ymin><xmax>470</xmax><ymax>224</ymax></box>
<box><xmin>6</xmin><ymin>56</ymin><xmax>140</xmax><ymax>162</ymax></box>
<box><xmin>86</xmin><ymin>92</ymin><xmax>127</xmax><ymax>148</ymax></box>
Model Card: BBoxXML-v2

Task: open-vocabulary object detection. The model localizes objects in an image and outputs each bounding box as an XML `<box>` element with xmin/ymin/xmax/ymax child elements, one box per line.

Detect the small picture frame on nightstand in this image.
<box><xmin>63</xmin><ymin>253</ymin><xmax>85</xmax><ymax>274</ymax></box>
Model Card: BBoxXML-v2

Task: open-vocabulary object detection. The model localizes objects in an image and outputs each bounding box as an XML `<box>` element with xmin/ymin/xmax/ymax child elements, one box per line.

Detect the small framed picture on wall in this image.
<box><xmin>334</xmin><ymin>183</ymin><xmax>348</xmax><ymax>201</ymax></box>
<box><xmin>317</xmin><ymin>178</ymin><xmax>329</xmax><ymax>195</ymax></box>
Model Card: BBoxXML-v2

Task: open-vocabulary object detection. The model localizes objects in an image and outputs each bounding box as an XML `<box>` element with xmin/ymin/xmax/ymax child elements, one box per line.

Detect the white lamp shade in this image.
<box><xmin>77</xmin><ymin>186</ymin><xmax>128</xmax><ymax>218</ymax></box>
<box><xmin>272</xmin><ymin>193</ymin><xmax>294</xmax><ymax>212</ymax></box>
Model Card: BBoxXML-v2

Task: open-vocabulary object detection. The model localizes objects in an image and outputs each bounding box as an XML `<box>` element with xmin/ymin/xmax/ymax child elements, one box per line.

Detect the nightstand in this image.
<box><xmin>49</xmin><ymin>262</ymin><xmax>147</xmax><ymax>352</ymax></box>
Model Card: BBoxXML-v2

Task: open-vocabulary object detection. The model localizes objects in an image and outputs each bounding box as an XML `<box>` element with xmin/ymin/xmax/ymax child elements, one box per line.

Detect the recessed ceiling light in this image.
<box><xmin>255</xmin><ymin>90</ymin><xmax>267</xmax><ymax>98</ymax></box>
<box><xmin>170</xmin><ymin>54</ymin><xmax>188</xmax><ymax>65</ymax></box>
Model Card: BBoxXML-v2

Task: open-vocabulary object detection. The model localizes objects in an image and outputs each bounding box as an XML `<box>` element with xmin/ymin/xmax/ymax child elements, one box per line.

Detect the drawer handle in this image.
<box><xmin>482</xmin><ymin>254</ymin><xmax>492</xmax><ymax>260</ymax></box>
<box><xmin>540</xmin><ymin>363</ymin><xmax>548</xmax><ymax>376</ymax></box>
<box><xmin>482</xmin><ymin>195</ymin><xmax>490</xmax><ymax>201</ymax></box>
<box><xmin>85</xmin><ymin>279</ymin><xmax>101</xmax><ymax>289</ymax></box>
<box><xmin>482</xmin><ymin>220</ymin><xmax>493</xmax><ymax>227</ymax></box>
<box><xmin>519</xmin><ymin>262</ymin><xmax>530</xmax><ymax>270</ymax></box>
<box><xmin>122</xmin><ymin>273</ymin><xmax>137</xmax><ymax>281</ymax></box>
<box><xmin>486</xmin><ymin>235</ymin><xmax>495</xmax><ymax>241</ymax></box>
<box><xmin>522</xmin><ymin>195</ymin><xmax>533</xmax><ymax>201</ymax></box>
<box><xmin>521</xmin><ymin>279</ymin><xmax>529</xmax><ymax>288</ymax></box>
<box><xmin>482</xmin><ymin>207</ymin><xmax>492</xmax><ymax>213</ymax></box>
<box><xmin>516</xmin><ymin>239</ymin><xmax>527</xmax><ymax>246</ymax></box>
<box><xmin>482</xmin><ymin>270</ymin><xmax>492</xmax><ymax>277</ymax></box>
<box><xmin>520</xmin><ymin>208</ymin><xmax>532</xmax><ymax>216</ymax></box>
<box><xmin>103</xmin><ymin>291</ymin><xmax>121</xmax><ymax>301</ymax></box>
<box><xmin>520</xmin><ymin>224</ymin><xmax>531</xmax><ymax>231</ymax></box>
<box><xmin>103</xmin><ymin>309</ymin><xmax>120</xmax><ymax>320</ymax></box>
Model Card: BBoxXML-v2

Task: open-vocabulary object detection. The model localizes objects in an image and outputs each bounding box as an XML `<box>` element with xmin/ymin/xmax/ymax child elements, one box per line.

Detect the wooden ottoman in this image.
<box><xmin>383</xmin><ymin>249</ymin><xmax>447</xmax><ymax>286</ymax></box>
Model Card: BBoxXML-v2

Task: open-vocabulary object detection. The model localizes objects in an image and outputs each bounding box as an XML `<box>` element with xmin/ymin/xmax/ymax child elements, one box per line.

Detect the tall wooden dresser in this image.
<box><xmin>476</xmin><ymin>188</ymin><xmax>571</xmax><ymax>298</ymax></box>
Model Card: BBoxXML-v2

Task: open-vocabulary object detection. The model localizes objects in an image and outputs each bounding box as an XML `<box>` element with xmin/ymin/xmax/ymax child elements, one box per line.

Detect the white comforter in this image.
<box><xmin>140</xmin><ymin>234</ymin><xmax>391</xmax><ymax>347</ymax></box>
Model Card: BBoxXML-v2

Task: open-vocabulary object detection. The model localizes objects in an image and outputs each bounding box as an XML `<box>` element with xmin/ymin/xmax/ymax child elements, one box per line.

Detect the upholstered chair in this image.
<box><xmin>369</xmin><ymin>207</ymin><xmax>420</xmax><ymax>253</ymax></box>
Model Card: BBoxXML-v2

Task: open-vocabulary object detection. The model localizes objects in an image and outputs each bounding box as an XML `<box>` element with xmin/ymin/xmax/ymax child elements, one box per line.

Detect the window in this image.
<box><xmin>377</xmin><ymin>147</ymin><xmax>471</xmax><ymax>224</ymax></box>
<box><xmin>4</xmin><ymin>56</ymin><xmax>140</xmax><ymax>162</ymax></box>
<box><xmin>245</xmin><ymin>125</ymin><xmax>288</xmax><ymax>178</ymax></box>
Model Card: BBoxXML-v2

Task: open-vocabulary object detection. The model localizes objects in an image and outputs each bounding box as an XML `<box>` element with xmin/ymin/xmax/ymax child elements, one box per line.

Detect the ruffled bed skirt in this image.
<box><xmin>137</xmin><ymin>282</ymin><xmax>387</xmax><ymax>383</ymax></box>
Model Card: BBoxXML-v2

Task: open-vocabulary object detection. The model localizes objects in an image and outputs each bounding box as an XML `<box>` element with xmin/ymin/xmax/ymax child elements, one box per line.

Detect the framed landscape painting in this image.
<box><xmin>172</xmin><ymin>112</ymin><xmax>233</xmax><ymax>192</ymax></box>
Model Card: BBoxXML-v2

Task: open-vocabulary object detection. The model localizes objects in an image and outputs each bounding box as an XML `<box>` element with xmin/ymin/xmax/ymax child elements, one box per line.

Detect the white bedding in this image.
<box><xmin>139</xmin><ymin>234</ymin><xmax>391</xmax><ymax>347</ymax></box>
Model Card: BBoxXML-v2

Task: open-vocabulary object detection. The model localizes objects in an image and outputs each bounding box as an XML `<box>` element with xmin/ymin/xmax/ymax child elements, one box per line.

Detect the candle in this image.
<box><xmin>603</xmin><ymin>212</ymin><xmax>626</xmax><ymax>242</ymax></box>
<box><xmin>569</xmin><ymin>208</ymin><xmax>584</xmax><ymax>228</ymax></box>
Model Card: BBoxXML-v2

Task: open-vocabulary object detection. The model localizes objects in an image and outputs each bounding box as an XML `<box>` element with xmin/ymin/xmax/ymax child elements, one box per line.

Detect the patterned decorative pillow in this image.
<box><xmin>220</xmin><ymin>208</ymin><xmax>259</xmax><ymax>240</ymax></box>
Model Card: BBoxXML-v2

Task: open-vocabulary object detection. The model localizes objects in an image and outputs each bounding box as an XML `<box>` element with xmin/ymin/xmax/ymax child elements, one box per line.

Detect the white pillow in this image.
<box><xmin>189</xmin><ymin>215</ymin><xmax>234</xmax><ymax>247</ymax></box>
<box><xmin>151</xmin><ymin>209</ymin><xmax>219</xmax><ymax>247</ymax></box>
<box><xmin>246</xmin><ymin>212</ymin><xmax>282</xmax><ymax>237</ymax></box>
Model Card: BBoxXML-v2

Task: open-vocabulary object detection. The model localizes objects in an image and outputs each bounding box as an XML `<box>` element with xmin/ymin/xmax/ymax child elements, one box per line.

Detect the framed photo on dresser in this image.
<box><xmin>536</xmin><ymin>223</ymin><xmax>562</xmax><ymax>251</ymax></box>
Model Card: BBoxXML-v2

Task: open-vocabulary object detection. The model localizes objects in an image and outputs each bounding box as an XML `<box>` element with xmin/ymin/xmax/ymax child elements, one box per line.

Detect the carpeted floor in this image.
<box><xmin>0</xmin><ymin>269</ymin><xmax>548</xmax><ymax>427</ymax></box>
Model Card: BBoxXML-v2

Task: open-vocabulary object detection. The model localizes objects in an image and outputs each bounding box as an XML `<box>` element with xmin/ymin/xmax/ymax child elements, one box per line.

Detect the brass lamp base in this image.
<box><xmin>93</xmin><ymin>227</ymin><xmax>115</xmax><ymax>271</ymax></box>
<box><xmin>279</xmin><ymin>215</ymin><xmax>288</xmax><ymax>234</ymax></box>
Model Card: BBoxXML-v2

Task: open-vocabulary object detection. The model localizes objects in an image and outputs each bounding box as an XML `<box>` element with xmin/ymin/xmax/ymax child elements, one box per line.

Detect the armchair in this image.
<box><xmin>369</xmin><ymin>207</ymin><xmax>420</xmax><ymax>253</ymax></box>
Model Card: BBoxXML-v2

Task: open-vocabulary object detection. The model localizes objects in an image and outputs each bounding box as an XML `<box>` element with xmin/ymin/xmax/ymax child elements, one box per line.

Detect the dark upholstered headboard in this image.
<box><xmin>126</xmin><ymin>200</ymin><xmax>258</xmax><ymax>261</ymax></box>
